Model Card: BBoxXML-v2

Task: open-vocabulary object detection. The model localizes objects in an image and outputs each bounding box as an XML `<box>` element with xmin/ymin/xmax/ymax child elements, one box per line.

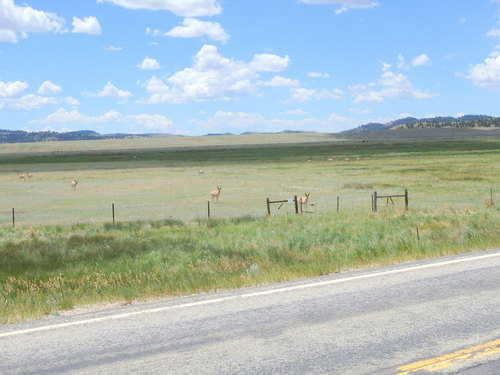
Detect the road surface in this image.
<box><xmin>1</xmin><ymin>249</ymin><xmax>499</xmax><ymax>374</ymax></box>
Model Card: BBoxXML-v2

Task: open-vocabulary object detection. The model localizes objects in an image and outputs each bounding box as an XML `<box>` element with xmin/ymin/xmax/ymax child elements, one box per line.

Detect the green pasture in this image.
<box><xmin>0</xmin><ymin>137</ymin><xmax>498</xmax><ymax>225</ymax></box>
<box><xmin>0</xmin><ymin>135</ymin><xmax>499</xmax><ymax>323</ymax></box>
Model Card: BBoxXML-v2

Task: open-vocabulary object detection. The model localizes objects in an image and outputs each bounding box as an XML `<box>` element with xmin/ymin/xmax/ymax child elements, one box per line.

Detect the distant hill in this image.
<box><xmin>343</xmin><ymin>115</ymin><xmax>499</xmax><ymax>134</ymax></box>
<box><xmin>0</xmin><ymin>130</ymin><xmax>173</xmax><ymax>144</ymax></box>
<box><xmin>1</xmin><ymin>115</ymin><xmax>499</xmax><ymax>144</ymax></box>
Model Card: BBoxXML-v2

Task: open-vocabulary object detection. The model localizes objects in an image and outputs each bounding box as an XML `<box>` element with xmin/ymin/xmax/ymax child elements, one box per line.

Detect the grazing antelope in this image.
<box><xmin>71</xmin><ymin>180</ymin><xmax>78</xmax><ymax>190</ymax></box>
<box><xmin>210</xmin><ymin>186</ymin><xmax>222</xmax><ymax>202</ymax></box>
<box><xmin>198</xmin><ymin>169</ymin><xmax>204</xmax><ymax>175</ymax></box>
<box><xmin>18</xmin><ymin>174</ymin><xmax>25</xmax><ymax>181</ymax></box>
<box><xmin>298</xmin><ymin>192</ymin><xmax>310</xmax><ymax>212</ymax></box>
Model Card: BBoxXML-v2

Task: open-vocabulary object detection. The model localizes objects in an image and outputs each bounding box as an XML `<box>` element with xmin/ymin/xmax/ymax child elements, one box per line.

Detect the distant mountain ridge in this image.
<box><xmin>0</xmin><ymin>130</ymin><xmax>168</xmax><ymax>144</ymax></box>
<box><xmin>1</xmin><ymin>115</ymin><xmax>499</xmax><ymax>143</ymax></box>
<box><xmin>343</xmin><ymin>115</ymin><xmax>499</xmax><ymax>134</ymax></box>
<box><xmin>0</xmin><ymin>129</ymin><xmax>311</xmax><ymax>143</ymax></box>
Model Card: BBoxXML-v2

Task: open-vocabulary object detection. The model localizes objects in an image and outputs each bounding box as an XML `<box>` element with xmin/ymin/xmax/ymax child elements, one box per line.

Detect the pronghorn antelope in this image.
<box><xmin>27</xmin><ymin>173</ymin><xmax>33</xmax><ymax>179</ymax></box>
<box><xmin>210</xmin><ymin>186</ymin><xmax>222</xmax><ymax>202</ymax></box>
<box><xmin>18</xmin><ymin>174</ymin><xmax>25</xmax><ymax>181</ymax></box>
<box><xmin>298</xmin><ymin>192</ymin><xmax>310</xmax><ymax>212</ymax></box>
<box><xmin>71</xmin><ymin>180</ymin><xmax>78</xmax><ymax>190</ymax></box>
<box><xmin>198</xmin><ymin>169</ymin><xmax>204</xmax><ymax>175</ymax></box>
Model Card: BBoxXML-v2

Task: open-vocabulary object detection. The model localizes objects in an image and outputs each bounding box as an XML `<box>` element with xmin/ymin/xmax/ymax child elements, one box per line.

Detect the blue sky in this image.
<box><xmin>1</xmin><ymin>0</ymin><xmax>500</xmax><ymax>135</ymax></box>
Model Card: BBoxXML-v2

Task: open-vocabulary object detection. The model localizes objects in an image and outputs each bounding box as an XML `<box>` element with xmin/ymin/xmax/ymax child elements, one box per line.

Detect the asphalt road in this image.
<box><xmin>1</xmin><ymin>249</ymin><xmax>499</xmax><ymax>375</ymax></box>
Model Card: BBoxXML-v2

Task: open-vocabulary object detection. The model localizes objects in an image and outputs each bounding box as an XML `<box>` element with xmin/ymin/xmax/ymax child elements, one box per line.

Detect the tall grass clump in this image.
<box><xmin>1</xmin><ymin>206</ymin><xmax>499</xmax><ymax>324</ymax></box>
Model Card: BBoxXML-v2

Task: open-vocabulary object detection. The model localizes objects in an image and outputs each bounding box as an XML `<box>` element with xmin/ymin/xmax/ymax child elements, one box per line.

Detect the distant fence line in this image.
<box><xmin>3</xmin><ymin>188</ymin><xmax>496</xmax><ymax>227</ymax></box>
<box><xmin>372</xmin><ymin>189</ymin><xmax>409</xmax><ymax>212</ymax></box>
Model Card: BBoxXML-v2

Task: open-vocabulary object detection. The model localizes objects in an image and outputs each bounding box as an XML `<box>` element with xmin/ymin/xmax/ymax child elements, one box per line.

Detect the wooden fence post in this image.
<box><xmin>266</xmin><ymin>198</ymin><xmax>271</xmax><ymax>216</ymax></box>
<box><xmin>373</xmin><ymin>191</ymin><xmax>378</xmax><ymax>212</ymax></box>
<box><xmin>208</xmin><ymin>201</ymin><xmax>211</xmax><ymax>218</ymax></box>
<box><xmin>404</xmin><ymin>189</ymin><xmax>409</xmax><ymax>210</ymax></box>
<box><xmin>294</xmin><ymin>196</ymin><xmax>299</xmax><ymax>214</ymax></box>
<box><xmin>12</xmin><ymin>208</ymin><xmax>15</xmax><ymax>228</ymax></box>
<box><xmin>491</xmin><ymin>188</ymin><xmax>494</xmax><ymax>206</ymax></box>
<box><xmin>112</xmin><ymin>203</ymin><xmax>115</xmax><ymax>224</ymax></box>
<box><xmin>337</xmin><ymin>196</ymin><xmax>340</xmax><ymax>213</ymax></box>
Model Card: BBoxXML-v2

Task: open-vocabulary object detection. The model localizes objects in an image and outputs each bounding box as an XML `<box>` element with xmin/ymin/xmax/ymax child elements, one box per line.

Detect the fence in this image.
<box><xmin>266</xmin><ymin>196</ymin><xmax>299</xmax><ymax>216</ymax></box>
<box><xmin>2</xmin><ymin>187</ymin><xmax>496</xmax><ymax>227</ymax></box>
<box><xmin>372</xmin><ymin>189</ymin><xmax>409</xmax><ymax>212</ymax></box>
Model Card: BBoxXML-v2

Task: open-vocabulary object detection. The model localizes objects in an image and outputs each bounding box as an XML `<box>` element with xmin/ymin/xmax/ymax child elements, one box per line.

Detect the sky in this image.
<box><xmin>1</xmin><ymin>0</ymin><xmax>500</xmax><ymax>136</ymax></box>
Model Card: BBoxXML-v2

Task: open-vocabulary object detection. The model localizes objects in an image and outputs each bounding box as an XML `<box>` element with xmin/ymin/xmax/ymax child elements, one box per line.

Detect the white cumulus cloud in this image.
<box><xmin>285</xmin><ymin>87</ymin><xmax>343</xmax><ymax>102</ymax></box>
<box><xmin>0</xmin><ymin>29</ymin><xmax>22</xmax><ymax>43</ymax></box>
<box><xmin>350</xmin><ymin>69</ymin><xmax>435</xmax><ymax>103</ymax></box>
<box><xmin>487</xmin><ymin>27</ymin><xmax>500</xmax><ymax>39</ymax></box>
<box><xmin>65</xmin><ymin>96</ymin><xmax>80</xmax><ymax>106</ymax></box>
<box><xmin>0</xmin><ymin>0</ymin><xmax>65</xmax><ymax>43</ymax></box>
<box><xmin>32</xmin><ymin>108</ymin><xmax>174</xmax><ymax>133</ymax></box>
<box><xmin>285</xmin><ymin>109</ymin><xmax>308</xmax><ymax>116</ymax></box>
<box><xmin>468</xmin><ymin>51</ymin><xmax>500</xmax><ymax>90</ymax></box>
<box><xmin>308</xmin><ymin>72</ymin><xmax>331</xmax><ymax>78</ymax></box>
<box><xmin>72</xmin><ymin>16</ymin><xmax>102</xmax><ymax>34</ymax></box>
<box><xmin>257</xmin><ymin>76</ymin><xmax>300</xmax><ymax>87</ymax></box>
<box><xmin>83</xmin><ymin>81</ymin><xmax>133</xmax><ymax>102</ymax></box>
<box><xmin>0</xmin><ymin>94</ymin><xmax>58</xmax><ymax>111</ymax></box>
<box><xmin>141</xmin><ymin>45</ymin><xmax>290</xmax><ymax>103</ymax></box>
<box><xmin>145</xmin><ymin>76</ymin><xmax>170</xmax><ymax>94</ymax></box>
<box><xmin>166</xmin><ymin>18</ymin><xmax>229</xmax><ymax>43</ymax></box>
<box><xmin>0</xmin><ymin>80</ymin><xmax>79</xmax><ymax>110</ymax></box>
<box><xmin>300</xmin><ymin>0</ymin><xmax>379</xmax><ymax>14</ymax></box>
<box><xmin>146</xmin><ymin>27</ymin><xmax>163</xmax><ymax>37</ymax></box>
<box><xmin>38</xmin><ymin>80</ymin><xmax>62</xmax><ymax>95</ymax></box>
<box><xmin>96</xmin><ymin>0</ymin><xmax>222</xmax><ymax>17</ymax></box>
<box><xmin>411</xmin><ymin>54</ymin><xmax>430</xmax><ymax>67</ymax></box>
<box><xmin>250</xmin><ymin>54</ymin><xmax>290</xmax><ymax>72</ymax></box>
<box><xmin>0</xmin><ymin>80</ymin><xmax>29</xmax><ymax>97</ymax></box>
<box><xmin>138</xmin><ymin>57</ymin><xmax>161</xmax><ymax>70</ymax></box>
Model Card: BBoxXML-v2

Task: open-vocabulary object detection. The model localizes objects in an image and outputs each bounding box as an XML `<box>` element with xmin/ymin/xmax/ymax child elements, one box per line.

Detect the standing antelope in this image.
<box><xmin>27</xmin><ymin>173</ymin><xmax>33</xmax><ymax>179</ymax></box>
<box><xmin>298</xmin><ymin>192</ymin><xmax>310</xmax><ymax>212</ymax></box>
<box><xmin>18</xmin><ymin>174</ymin><xmax>25</xmax><ymax>181</ymax></box>
<box><xmin>71</xmin><ymin>180</ymin><xmax>78</xmax><ymax>190</ymax></box>
<box><xmin>210</xmin><ymin>186</ymin><xmax>222</xmax><ymax>202</ymax></box>
<box><xmin>198</xmin><ymin>169</ymin><xmax>204</xmax><ymax>175</ymax></box>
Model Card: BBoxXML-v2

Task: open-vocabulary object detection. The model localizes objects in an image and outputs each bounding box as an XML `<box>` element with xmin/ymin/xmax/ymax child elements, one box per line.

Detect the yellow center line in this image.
<box><xmin>396</xmin><ymin>339</ymin><xmax>500</xmax><ymax>374</ymax></box>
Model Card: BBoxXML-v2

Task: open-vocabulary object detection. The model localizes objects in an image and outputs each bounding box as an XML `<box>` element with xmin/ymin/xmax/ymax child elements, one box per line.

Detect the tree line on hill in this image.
<box><xmin>343</xmin><ymin>115</ymin><xmax>500</xmax><ymax>134</ymax></box>
<box><xmin>397</xmin><ymin>117</ymin><xmax>500</xmax><ymax>129</ymax></box>
<box><xmin>0</xmin><ymin>130</ymin><xmax>158</xmax><ymax>144</ymax></box>
<box><xmin>1</xmin><ymin>115</ymin><xmax>499</xmax><ymax>143</ymax></box>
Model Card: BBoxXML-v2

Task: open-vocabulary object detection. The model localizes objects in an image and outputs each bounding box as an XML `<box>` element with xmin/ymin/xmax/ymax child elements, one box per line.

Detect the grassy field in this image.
<box><xmin>0</xmin><ymin>134</ymin><xmax>499</xmax><ymax>323</ymax></box>
<box><xmin>0</xmin><ymin>132</ymin><xmax>343</xmax><ymax>155</ymax></box>
<box><xmin>0</xmin><ymin>136</ymin><xmax>498</xmax><ymax>225</ymax></box>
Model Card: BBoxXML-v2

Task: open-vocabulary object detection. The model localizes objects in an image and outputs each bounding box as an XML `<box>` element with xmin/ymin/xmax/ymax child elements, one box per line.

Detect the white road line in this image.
<box><xmin>1</xmin><ymin>251</ymin><xmax>499</xmax><ymax>339</ymax></box>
